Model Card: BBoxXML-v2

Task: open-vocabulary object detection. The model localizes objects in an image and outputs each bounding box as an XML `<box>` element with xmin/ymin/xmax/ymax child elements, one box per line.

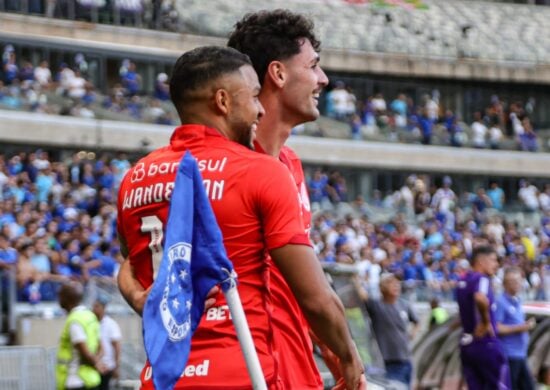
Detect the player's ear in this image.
<box><xmin>265</xmin><ymin>61</ymin><xmax>285</xmax><ymax>89</ymax></box>
<box><xmin>214</xmin><ymin>88</ymin><xmax>230</xmax><ymax>115</ymax></box>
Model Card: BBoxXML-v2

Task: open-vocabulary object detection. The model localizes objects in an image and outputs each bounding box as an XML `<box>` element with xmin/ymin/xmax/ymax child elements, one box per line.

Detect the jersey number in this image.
<box><xmin>140</xmin><ymin>216</ymin><xmax>164</xmax><ymax>278</ymax></box>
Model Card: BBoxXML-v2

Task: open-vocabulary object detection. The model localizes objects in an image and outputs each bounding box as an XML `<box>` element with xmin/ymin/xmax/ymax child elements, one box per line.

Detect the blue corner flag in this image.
<box><xmin>142</xmin><ymin>151</ymin><xmax>235</xmax><ymax>390</ymax></box>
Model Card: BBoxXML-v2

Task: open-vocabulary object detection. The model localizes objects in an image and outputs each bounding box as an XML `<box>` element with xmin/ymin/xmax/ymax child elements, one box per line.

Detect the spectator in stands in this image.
<box><xmin>418</xmin><ymin>107</ymin><xmax>433</xmax><ymax>145</ymax></box>
<box><xmin>413</xmin><ymin>178</ymin><xmax>431</xmax><ymax>217</ymax></box>
<box><xmin>350</xmin><ymin>113</ymin><xmax>362</xmax><ymax>140</ymax></box>
<box><xmin>120</xmin><ymin>61</ymin><xmax>141</xmax><ymax>96</ymax></box>
<box><xmin>519</xmin><ymin>117</ymin><xmax>538</xmax><ymax>152</ymax></box>
<box><xmin>143</xmin><ymin>98</ymin><xmax>166</xmax><ymax>123</ymax></box>
<box><xmin>327</xmin><ymin>171</ymin><xmax>348</xmax><ymax>203</ymax></box>
<box><xmin>355</xmin><ymin>273</ymin><xmax>419</xmax><ymax>387</ymax></box>
<box><xmin>18</xmin><ymin>61</ymin><xmax>35</xmax><ymax>87</ymax></box>
<box><xmin>327</xmin><ymin>81</ymin><xmax>350</xmax><ymax>120</ymax></box>
<box><xmin>395</xmin><ymin>176</ymin><xmax>414</xmax><ymax>219</ymax></box>
<box><xmin>154</xmin><ymin>72</ymin><xmax>170</xmax><ymax>101</ymax></box>
<box><xmin>431</xmin><ymin>176</ymin><xmax>456</xmax><ymax>230</ymax></box>
<box><xmin>489</xmin><ymin>121</ymin><xmax>503</xmax><ymax>150</ymax></box>
<box><xmin>390</xmin><ymin>93</ymin><xmax>408</xmax><ymax>129</ymax></box>
<box><xmin>308</xmin><ymin>168</ymin><xmax>329</xmax><ymax>209</ymax></box>
<box><xmin>487</xmin><ymin>182</ymin><xmax>505</xmax><ymax>211</ymax></box>
<box><xmin>539</xmin><ymin>183</ymin><xmax>550</xmax><ymax>212</ymax></box>
<box><xmin>74</xmin><ymin>53</ymin><xmax>89</xmax><ymax>78</ymax></box>
<box><xmin>495</xmin><ymin>267</ymin><xmax>536</xmax><ymax>390</ymax></box>
<box><xmin>56</xmin><ymin>63</ymin><xmax>75</xmax><ymax>96</ymax></box>
<box><xmin>85</xmin><ymin>242</ymin><xmax>118</xmax><ymax>281</ymax></box>
<box><xmin>16</xmin><ymin>241</ymin><xmax>65</xmax><ymax>302</ymax></box>
<box><xmin>361</xmin><ymin>96</ymin><xmax>376</xmax><ymax>130</ymax></box>
<box><xmin>471</xmin><ymin>187</ymin><xmax>492</xmax><ymax>223</ymax></box>
<box><xmin>528</xmin><ymin>264</ymin><xmax>547</xmax><ymax>301</ymax></box>
<box><xmin>0</xmin><ymin>234</ymin><xmax>17</xmax><ymax>271</ymax></box>
<box><xmin>443</xmin><ymin>109</ymin><xmax>464</xmax><ymax>147</ymax></box>
<box><xmin>35</xmin><ymin>166</ymin><xmax>55</xmax><ymax>203</ymax></box>
<box><xmin>372</xmin><ymin>92</ymin><xmax>388</xmax><ymax>128</ymax></box>
<box><xmin>67</xmin><ymin>70</ymin><xmax>87</xmax><ymax>100</ymax></box>
<box><xmin>509</xmin><ymin>104</ymin><xmax>525</xmax><ymax>140</ymax></box>
<box><xmin>471</xmin><ymin>111</ymin><xmax>488</xmax><ymax>148</ymax></box>
<box><xmin>423</xmin><ymin>93</ymin><xmax>439</xmax><ymax>123</ymax></box>
<box><xmin>518</xmin><ymin>180</ymin><xmax>539</xmax><ymax>212</ymax></box>
<box><xmin>2</xmin><ymin>51</ymin><xmax>18</xmax><ymax>86</ymax></box>
<box><xmin>92</xmin><ymin>295</ymin><xmax>122</xmax><ymax>390</ymax></box>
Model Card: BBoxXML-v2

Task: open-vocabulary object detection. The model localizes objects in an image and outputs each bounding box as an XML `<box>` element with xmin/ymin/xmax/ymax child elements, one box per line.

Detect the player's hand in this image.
<box><xmin>332</xmin><ymin>374</ymin><xmax>366</xmax><ymax>390</ymax></box>
<box><xmin>338</xmin><ymin>355</ymin><xmax>365</xmax><ymax>390</ymax></box>
<box><xmin>473</xmin><ymin>322</ymin><xmax>494</xmax><ymax>339</ymax></box>
<box><xmin>310</xmin><ymin>330</ymin><xmax>343</xmax><ymax>383</ymax></box>
<box><xmin>525</xmin><ymin>317</ymin><xmax>536</xmax><ymax>331</ymax></box>
<box><xmin>204</xmin><ymin>285</ymin><xmax>220</xmax><ymax>312</ymax></box>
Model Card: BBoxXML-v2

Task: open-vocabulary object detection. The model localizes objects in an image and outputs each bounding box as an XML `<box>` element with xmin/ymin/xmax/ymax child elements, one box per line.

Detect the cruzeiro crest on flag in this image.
<box><xmin>160</xmin><ymin>242</ymin><xmax>193</xmax><ymax>342</ymax></box>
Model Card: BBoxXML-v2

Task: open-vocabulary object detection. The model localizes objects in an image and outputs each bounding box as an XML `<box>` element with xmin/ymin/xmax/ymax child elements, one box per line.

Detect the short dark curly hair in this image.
<box><xmin>169</xmin><ymin>46</ymin><xmax>251</xmax><ymax>112</ymax></box>
<box><xmin>227</xmin><ymin>9</ymin><xmax>321</xmax><ymax>85</ymax></box>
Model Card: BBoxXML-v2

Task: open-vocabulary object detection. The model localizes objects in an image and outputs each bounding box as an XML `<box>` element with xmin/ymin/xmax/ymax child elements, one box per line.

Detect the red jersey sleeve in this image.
<box><xmin>249</xmin><ymin>159</ymin><xmax>311</xmax><ymax>250</ymax></box>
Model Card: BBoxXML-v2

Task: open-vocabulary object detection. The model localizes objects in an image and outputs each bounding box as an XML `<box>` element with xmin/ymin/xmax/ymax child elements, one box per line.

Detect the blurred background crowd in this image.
<box><xmin>1</xmin><ymin>150</ymin><xmax>548</xmax><ymax>304</ymax></box>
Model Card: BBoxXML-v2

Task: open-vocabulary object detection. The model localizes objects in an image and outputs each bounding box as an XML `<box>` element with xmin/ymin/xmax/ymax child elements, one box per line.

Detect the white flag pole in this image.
<box><xmin>223</xmin><ymin>280</ymin><xmax>267</xmax><ymax>390</ymax></box>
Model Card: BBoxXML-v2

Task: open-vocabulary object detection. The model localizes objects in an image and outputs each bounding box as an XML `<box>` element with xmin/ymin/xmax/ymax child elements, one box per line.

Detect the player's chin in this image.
<box><xmin>303</xmin><ymin>107</ymin><xmax>320</xmax><ymax>122</ymax></box>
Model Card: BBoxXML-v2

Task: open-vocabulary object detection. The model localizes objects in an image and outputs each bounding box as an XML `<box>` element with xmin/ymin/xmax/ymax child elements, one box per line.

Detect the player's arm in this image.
<box><xmin>116</xmin><ymin>233</ymin><xmax>150</xmax><ymax>316</ymax></box>
<box><xmin>116</xmin><ymin>232</ymin><xmax>217</xmax><ymax>315</ymax></box>
<box><xmin>473</xmin><ymin>286</ymin><xmax>494</xmax><ymax>338</ymax></box>
<box><xmin>259</xmin><ymin>162</ymin><xmax>364</xmax><ymax>390</ymax></box>
<box><xmin>271</xmin><ymin>244</ymin><xmax>364</xmax><ymax>390</ymax></box>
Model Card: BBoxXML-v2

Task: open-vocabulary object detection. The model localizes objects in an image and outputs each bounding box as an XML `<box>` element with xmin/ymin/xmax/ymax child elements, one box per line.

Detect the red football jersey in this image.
<box><xmin>117</xmin><ymin>125</ymin><xmax>310</xmax><ymax>389</ymax></box>
<box><xmin>254</xmin><ymin>142</ymin><xmax>322</xmax><ymax>389</ymax></box>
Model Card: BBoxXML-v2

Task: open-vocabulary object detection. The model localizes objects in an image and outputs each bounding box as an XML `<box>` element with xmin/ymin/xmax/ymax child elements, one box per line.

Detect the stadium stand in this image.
<box><xmin>1</xmin><ymin>41</ymin><xmax>550</xmax><ymax>151</ymax></box>
<box><xmin>167</xmin><ymin>0</ymin><xmax>550</xmax><ymax>63</ymax></box>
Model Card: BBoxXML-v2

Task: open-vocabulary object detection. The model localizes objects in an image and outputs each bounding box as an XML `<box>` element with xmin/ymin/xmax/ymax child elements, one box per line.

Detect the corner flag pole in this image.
<box><xmin>223</xmin><ymin>274</ymin><xmax>268</xmax><ymax>390</ymax></box>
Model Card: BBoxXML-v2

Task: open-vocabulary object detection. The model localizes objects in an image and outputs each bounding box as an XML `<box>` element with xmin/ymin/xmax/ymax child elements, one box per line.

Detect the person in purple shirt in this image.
<box><xmin>456</xmin><ymin>245</ymin><xmax>511</xmax><ymax>390</ymax></box>
<box><xmin>495</xmin><ymin>267</ymin><xmax>536</xmax><ymax>390</ymax></box>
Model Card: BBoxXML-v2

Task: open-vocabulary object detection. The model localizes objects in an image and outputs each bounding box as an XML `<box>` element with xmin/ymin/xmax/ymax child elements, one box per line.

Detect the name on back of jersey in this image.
<box><xmin>123</xmin><ymin>157</ymin><xmax>228</xmax><ymax>210</ymax></box>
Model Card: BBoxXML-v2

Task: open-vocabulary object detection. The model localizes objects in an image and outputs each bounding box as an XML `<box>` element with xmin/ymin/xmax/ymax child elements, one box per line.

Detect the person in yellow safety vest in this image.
<box><xmin>56</xmin><ymin>282</ymin><xmax>106</xmax><ymax>390</ymax></box>
<box><xmin>429</xmin><ymin>297</ymin><xmax>450</xmax><ymax>330</ymax></box>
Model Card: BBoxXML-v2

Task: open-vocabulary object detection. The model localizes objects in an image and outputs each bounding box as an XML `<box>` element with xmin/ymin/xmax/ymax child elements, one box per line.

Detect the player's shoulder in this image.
<box><xmin>230</xmin><ymin>144</ymin><xmax>284</xmax><ymax>166</ymax></box>
<box><xmin>280</xmin><ymin>145</ymin><xmax>300</xmax><ymax>161</ymax></box>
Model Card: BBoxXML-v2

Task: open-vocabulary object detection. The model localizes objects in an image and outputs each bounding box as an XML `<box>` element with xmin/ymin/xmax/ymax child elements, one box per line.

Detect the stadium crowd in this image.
<box><xmin>1</xmin><ymin>44</ymin><xmax>176</xmax><ymax>126</ymax></box>
<box><xmin>308</xmin><ymin>170</ymin><xmax>550</xmax><ymax>301</ymax></box>
<box><xmin>2</xmin><ymin>43</ymin><xmax>547</xmax><ymax>152</ymax></box>
<box><xmin>325</xmin><ymin>81</ymin><xmax>542</xmax><ymax>151</ymax></box>
<box><xmin>0</xmin><ymin>150</ymin><xmax>127</xmax><ymax>302</ymax></box>
<box><xmin>0</xmin><ymin>150</ymin><xmax>548</xmax><ymax>304</ymax></box>
<box><xmin>1</xmin><ymin>0</ymin><xmax>180</xmax><ymax>30</ymax></box>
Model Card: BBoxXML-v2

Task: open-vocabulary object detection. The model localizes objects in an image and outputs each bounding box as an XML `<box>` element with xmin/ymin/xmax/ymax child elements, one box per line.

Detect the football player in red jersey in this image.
<box><xmin>117</xmin><ymin>46</ymin><xmax>365</xmax><ymax>389</ymax></box>
<box><xmin>228</xmin><ymin>10</ymin><xmax>353</xmax><ymax>389</ymax></box>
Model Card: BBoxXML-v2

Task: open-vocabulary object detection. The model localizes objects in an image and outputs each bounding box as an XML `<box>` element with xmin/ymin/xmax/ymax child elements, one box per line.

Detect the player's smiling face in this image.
<box><xmin>227</xmin><ymin>65</ymin><xmax>265</xmax><ymax>149</ymax></box>
<box><xmin>281</xmin><ymin>39</ymin><xmax>328</xmax><ymax>125</ymax></box>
